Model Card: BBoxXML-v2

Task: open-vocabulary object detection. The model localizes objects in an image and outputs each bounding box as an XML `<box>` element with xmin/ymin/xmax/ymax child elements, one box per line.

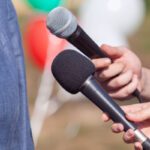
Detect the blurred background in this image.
<box><xmin>12</xmin><ymin>0</ymin><xmax>150</xmax><ymax>149</ymax></box>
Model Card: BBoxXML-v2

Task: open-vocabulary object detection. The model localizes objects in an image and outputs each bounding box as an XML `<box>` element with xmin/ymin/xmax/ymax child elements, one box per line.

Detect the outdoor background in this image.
<box><xmin>12</xmin><ymin>0</ymin><xmax>150</xmax><ymax>150</ymax></box>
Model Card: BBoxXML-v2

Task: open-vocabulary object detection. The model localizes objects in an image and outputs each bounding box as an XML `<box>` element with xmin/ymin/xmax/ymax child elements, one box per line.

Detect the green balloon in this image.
<box><xmin>27</xmin><ymin>0</ymin><xmax>62</xmax><ymax>12</ymax></box>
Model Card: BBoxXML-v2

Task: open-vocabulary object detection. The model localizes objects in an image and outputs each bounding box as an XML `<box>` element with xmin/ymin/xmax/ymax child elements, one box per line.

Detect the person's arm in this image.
<box><xmin>141</xmin><ymin>68</ymin><xmax>150</xmax><ymax>101</ymax></box>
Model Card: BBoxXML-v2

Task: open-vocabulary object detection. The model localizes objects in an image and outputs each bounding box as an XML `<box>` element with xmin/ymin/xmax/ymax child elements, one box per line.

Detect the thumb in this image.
<box><xmin>100</xmin><ymin>44</ymin><xmax>123</xmax><ymax>59</ymax></box>
<box><xmin>126</xmin><ymin>108</ymin><xmax>150</xmax><ymax>123</ymax></box>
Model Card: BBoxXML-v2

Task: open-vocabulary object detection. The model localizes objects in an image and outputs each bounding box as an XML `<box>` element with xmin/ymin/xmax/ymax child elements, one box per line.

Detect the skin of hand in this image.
<box><xmin>92</xmin><ymin>44</ymin><xmax>143</xmax><ymax>100</ymax></box>
<box><xmin>93</xmin><ymin>44</ymin><xmax>150</xmax><ymax>149</ymax></box>
<box><xmin>102</xmin><ymin>102</ymin><xmax>150</xmax><ymax>150</ymax></box>
<box><xmin>92</xmin><ymin>45</ymin><xmax>150</xmax><ymax>150</ymax></box>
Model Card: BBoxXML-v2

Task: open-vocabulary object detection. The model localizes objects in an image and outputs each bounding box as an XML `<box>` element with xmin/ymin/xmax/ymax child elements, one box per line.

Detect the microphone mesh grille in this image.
<box><xmin>52</xmin><ymin>50</ymin><xmax>95</xmax><ymax>94</ymax></box>
<box><xmin>46</xmin><ymin>7</ymin><xmax>77</xmax><ymax>38</ymax></box>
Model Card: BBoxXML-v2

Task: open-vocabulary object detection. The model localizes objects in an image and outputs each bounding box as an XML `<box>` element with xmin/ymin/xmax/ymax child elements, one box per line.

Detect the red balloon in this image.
<box><xmin>25</xmin><ymin>16</ymin><xmax>67</xmax><ymax>69</ymax></box>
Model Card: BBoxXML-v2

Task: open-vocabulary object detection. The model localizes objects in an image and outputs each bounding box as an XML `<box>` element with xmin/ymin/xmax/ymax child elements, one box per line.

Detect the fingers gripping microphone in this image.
<box><xmin>46</xmin><ymin>7</ymin><xmax>142</xmax><ymax>103</ymax></box>
<box><xmin>52</xmin><ymin>50</ymin><xmax>150</xmax><ymax>150</ymax></box>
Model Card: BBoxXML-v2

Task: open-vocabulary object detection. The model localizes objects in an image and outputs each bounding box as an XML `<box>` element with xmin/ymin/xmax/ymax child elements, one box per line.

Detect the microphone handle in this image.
<box><xmin>67</xmin><ymin>25</ymin><xmax>108</xmax><ymax>58</ymax></box>
<box><xmin>143</xmin><ymin>139</ymin><xmax>150</xmax><ymax>150</ymax></box>
<box><xmin>68</xmin><ymin>25</ymin><xmax>142</xmax><ymax>103</ymax></box>
<box><xmin>81</xmin><ymin>76</ymin><xmax>150</xmax><ymax>149</ymax></box>
<box><xmin>81</xmin><ymin>76</ymin><xmax>136</xmax><ymax>131</ymax></box>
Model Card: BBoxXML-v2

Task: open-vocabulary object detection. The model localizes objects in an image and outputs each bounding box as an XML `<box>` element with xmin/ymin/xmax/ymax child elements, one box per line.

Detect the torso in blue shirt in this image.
<box><xmin>0</xmin><ymin>0</ymin><xmax>34</xmax><ymax>149</ymax></box>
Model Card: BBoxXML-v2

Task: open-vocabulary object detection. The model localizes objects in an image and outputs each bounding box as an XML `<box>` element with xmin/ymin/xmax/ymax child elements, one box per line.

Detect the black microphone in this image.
<box><xmin>46</xmin><ymin>7</ymin><xmax>107</xmax><ymax>58</ymax></box>
<box><xmin>51</xmin><ymin>49</ymin><xmax>150</xmax><ymax>150</ymax></box>
<box><xmin>46</xmin><ymin>7</ymin><xmax>142</xmax><ymax>103</ymax></box>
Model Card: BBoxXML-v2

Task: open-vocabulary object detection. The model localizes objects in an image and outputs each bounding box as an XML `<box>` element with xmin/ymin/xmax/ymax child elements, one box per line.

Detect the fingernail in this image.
<box><xmin>126</xmin><ymin>113</ymin><xmax>135</xmax><ymax>117</ymax></box>
<box><xmin>127</xmin><ymin>130</ymin><xmax>134</xmax><ymax>137</ymax></box>
<box><xmin>103</xmin><ymin>44</ymin><xmax>111</xmax><ymax>47</ymax></box>
<box><xmin>116</xmin><ymin>125</ymin><xmax>123</xmax><ymax>132</ymax></box>
<box><xmin>116</xmin><ymin>127</ymin><xmax>121</xmax><ymax>132</ymax></box>
<box><xmin>105</xmin><ymin>58</ymin><xmax>111</xmax><ymax>63</ymax></box>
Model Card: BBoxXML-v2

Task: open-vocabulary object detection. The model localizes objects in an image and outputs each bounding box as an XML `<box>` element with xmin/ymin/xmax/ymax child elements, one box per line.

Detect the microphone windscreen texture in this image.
<box><xmin>52</xmin><ymin>50</ymin><xmax>95</xmax><ymax>94</ymax></box>
<box><xmin>46</xmin><ymin>7</ymin><xmax>77</xmax><ymax>38</ymax></box>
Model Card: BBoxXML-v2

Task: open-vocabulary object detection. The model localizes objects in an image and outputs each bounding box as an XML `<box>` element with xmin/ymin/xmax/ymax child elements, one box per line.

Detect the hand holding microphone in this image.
<box><xmin>51</xmin><ymin>50</ymin><xmax>150</xmax><ymax>150</ymax></box>
<box><xmin>46</xmin><ymin>6</ymin><xmax>150</xmax><ymax>149</ymax></box>
<box><xmin>46</xmin><ymin>7</ymin><xmax>143</xmax><ymax>103</ymax></box>
<box><xmin>92</xmin><ymin>44</ymin><xmax>143</xmax><ymax>101</ymax></box>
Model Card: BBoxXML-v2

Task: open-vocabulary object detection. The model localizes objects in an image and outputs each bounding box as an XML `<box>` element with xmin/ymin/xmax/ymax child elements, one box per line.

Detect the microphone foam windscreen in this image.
<box><xmin>46</xmin><ymin>7</ymin><xmax>77</xmax><ymax>38</ymax></box>
<box><xmin>52</xmin><ymin>50</ymin><xmax>95</xmax><ymax>94</ymax></box>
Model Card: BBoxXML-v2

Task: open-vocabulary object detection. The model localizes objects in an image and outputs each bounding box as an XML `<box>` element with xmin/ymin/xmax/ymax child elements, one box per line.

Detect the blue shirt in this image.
<box><xmin>0</xmin><ymin>0</ymin><xmax>34</xmax><ymax>149</ymax></box>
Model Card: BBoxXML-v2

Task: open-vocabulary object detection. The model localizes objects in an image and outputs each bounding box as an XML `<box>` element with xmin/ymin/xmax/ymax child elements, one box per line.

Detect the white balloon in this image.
<box><xmin>80</xmin><ymin>0</ymin><xmax>145</xmax><ymax>36</ymax></box>
<box><xmin>80</xmin><ymin>23</ymin><xmax>129</xmax><ymax>46</ymax></box>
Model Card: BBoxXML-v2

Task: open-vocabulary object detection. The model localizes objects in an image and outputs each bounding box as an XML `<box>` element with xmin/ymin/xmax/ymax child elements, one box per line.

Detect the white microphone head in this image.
<box><xmin>46</xmin><ymin>7</ymin><xmax>78</xmax><ymax>38</ymax></box>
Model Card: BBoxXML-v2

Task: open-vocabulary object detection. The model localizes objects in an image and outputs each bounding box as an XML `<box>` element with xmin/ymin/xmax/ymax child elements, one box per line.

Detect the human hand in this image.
<box><xmin>102</xmin><ymin>103</ymin><xmax>150</xmax><ymax>150</ymax></box>
<box><xmin>92</xmin><ymin>44</ymin><xmax>143</xmax><ymax>100</ymax></box>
